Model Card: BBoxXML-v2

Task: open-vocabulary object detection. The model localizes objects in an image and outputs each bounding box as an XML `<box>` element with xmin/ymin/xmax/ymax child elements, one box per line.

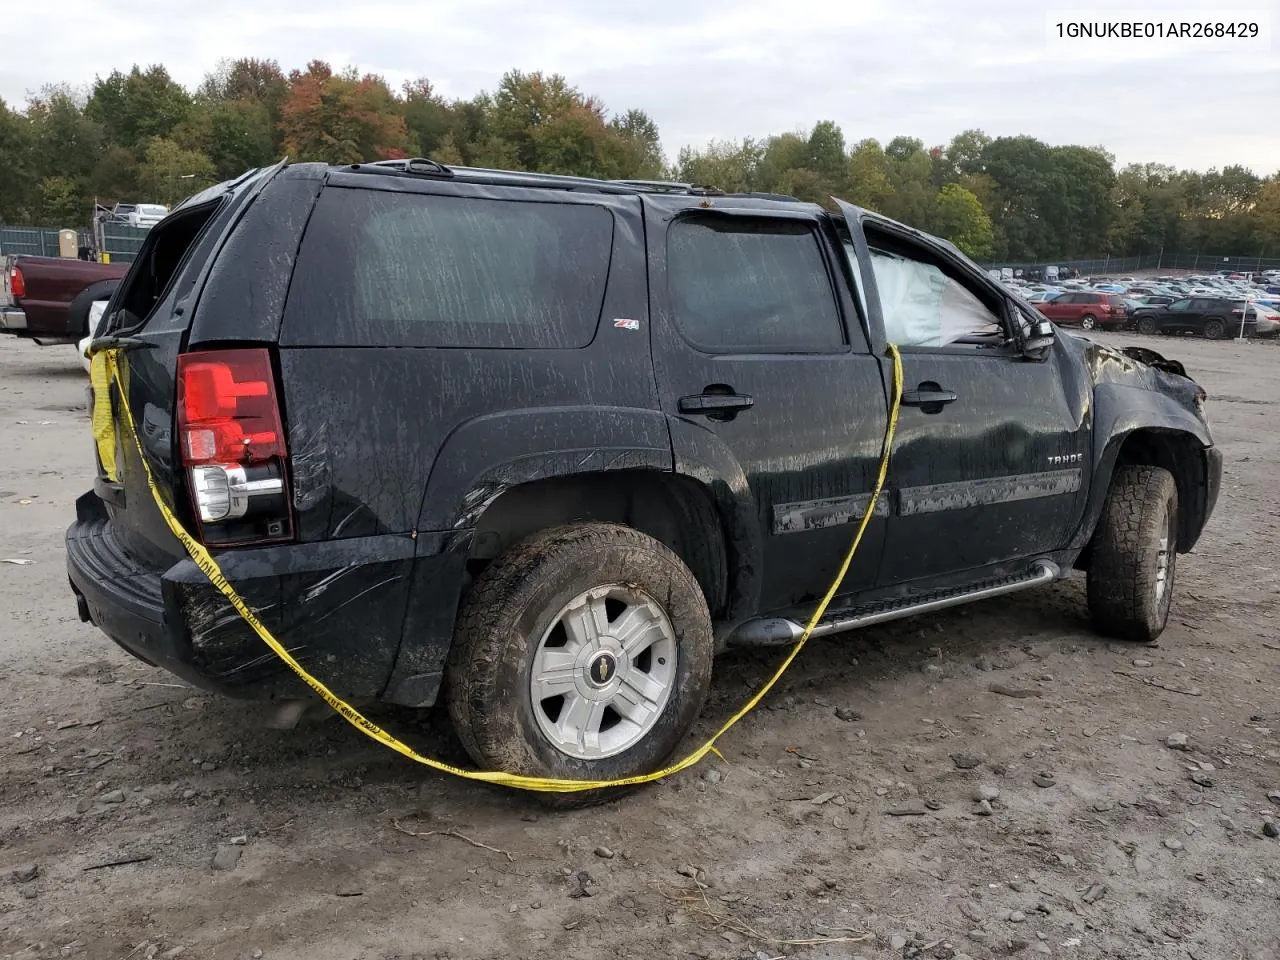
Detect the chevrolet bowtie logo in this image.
<box><xmin>589</xmin><ymin>653</ymin><xmax>616</xmax><ymax>685</ymax></box>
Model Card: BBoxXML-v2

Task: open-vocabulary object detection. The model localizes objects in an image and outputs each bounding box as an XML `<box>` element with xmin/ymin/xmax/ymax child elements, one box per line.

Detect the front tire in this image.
<box><xmin>445</xmin><ymin>523</ymin><xmax>714</xmax><ymax>803</ymax></box>
<box><xmin>1086</xmin><ymin>465</ymin><xmax>1179</xmax><ymax>643</ymax></box>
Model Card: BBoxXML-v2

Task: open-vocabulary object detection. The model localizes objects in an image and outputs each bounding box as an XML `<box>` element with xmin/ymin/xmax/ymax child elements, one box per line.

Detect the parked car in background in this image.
<box><xmin>1037</xmin><ymin>291</ymin><xmax>1128</xmax><ymax>330</ymax></box>
<box><xmin>101</xmin><ymin>202</ymin><xmax>169</xmax><ymax>228</ymax></box>
<box><xmin>127</xmin><ymin>204</ymin><xmax>169</xmax><ymax>228</ymax></box>
<box><xmin>1249</xmin><ymin>304</ymin><xmax>1280</xmax><ymax>337</ymax></box>
<box><xmin>1</xmin><ymin>256</ymin><xmax>128</xmax><ymax>344</ymax></box>
<box><xmin>1131</xmin><ymin>297</ymin><xmax>1249</xmax><ymax>339</ymax></box>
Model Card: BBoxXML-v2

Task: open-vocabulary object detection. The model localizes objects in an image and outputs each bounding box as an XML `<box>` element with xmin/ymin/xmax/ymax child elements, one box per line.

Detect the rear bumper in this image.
<box><xmin>66</xmin><ymin>492</ymin><xmax>199</xmax><ymax>684</ymax></box>
<box><xmin>66</xmin><ymin>491</ymin><xmax>429</xmax><ymax>702</ymax></box>
<box><xmin>0</xmin><ymin>308</ymin><xmax>26</xmax><ymax>331</ymax></box>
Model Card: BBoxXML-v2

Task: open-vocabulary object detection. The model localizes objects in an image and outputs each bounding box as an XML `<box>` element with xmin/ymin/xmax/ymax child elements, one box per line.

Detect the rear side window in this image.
<box><xmin>1107</xmin><ymin>296</ymin><xmax>1126</xmax><ymax>307</ymax></box>
<box><xmin>107</xmin><ymin>199</ymin><xmax>223</xmax><ymax>334</ymax></box>
<box><xmin>284</xmin><ymin>189</ymin><xmax>614</xmax><ymax>348</ymax></box>
<box><xmin>666</xmin><ymin>215</ymin><xmax>844</xmax><ymax>352</ymax></box>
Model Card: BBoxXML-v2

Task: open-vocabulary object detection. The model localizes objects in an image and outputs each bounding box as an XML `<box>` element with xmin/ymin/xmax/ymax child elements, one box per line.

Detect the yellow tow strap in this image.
<box><xmin>90</xmin><ymin>349</ymin><xmax>125</xmax><ymax>482</ymax></box>
<box><xmin>89</xmin><ymin>345</ymin><xmax>903</xmax><ymax>792</ymax></box>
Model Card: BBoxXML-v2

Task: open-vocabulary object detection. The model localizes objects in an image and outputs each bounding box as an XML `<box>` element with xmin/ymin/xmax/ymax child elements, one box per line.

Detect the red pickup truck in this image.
<box><xmin>2</xmin><ymin>256</ymin><xmax>128</xmax><ymax>344</ymax></box>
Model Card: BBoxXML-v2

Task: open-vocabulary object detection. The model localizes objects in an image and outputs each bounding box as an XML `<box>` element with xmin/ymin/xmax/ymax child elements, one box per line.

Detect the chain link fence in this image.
<box><xmin>98</xmin><ymin>222</ymin><xmax>148</xmax><ymax>264</ymax></box>
<box><xmin>0</xmin><ymin>223</ymin><xmax>149</xmax><ymax>265</ymax></box>
<box><xmin>981</xmin><ymin>253</ymin><xmax>1280</xmax><ymax>276</ymax></box>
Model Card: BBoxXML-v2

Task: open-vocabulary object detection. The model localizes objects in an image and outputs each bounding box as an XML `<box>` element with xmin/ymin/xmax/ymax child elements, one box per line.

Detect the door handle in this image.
<box><xmin>901</xmin><ymin>384</ymin><xmax>958</xmax><ymax>410</ymax></box>
<box><xmin>679</xmin><ymin>392</ymin><xmax>755</xmax><ymax>417</ymax></box>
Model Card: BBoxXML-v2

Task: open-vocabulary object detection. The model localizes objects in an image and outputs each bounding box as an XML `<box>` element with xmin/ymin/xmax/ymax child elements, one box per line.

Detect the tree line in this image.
<box><xmin>1</xmin><ymin>57</ymin><xmax>1277</xmax><ymax>264</ymax></box>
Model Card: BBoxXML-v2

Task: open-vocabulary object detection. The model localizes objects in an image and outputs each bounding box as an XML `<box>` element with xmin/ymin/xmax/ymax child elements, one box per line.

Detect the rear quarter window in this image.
<box><xmin>282</xmin><ymin>188</ymin><xmax>614</xmax><ymax>348</ymax></box>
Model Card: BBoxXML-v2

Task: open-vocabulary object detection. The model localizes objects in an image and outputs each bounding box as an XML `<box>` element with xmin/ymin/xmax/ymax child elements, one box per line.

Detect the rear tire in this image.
<box><xmin>1203</xmin><ymin>318</ymin><xmax>1226</xmax><ymax>340</ymax></box>
<box><xmin>1086</xmin><ymin>465</ymin><xmax>1179</xmax><ymax>643</ymax></box>
<box><xmin>1136</xmin><ymin>316</ymin><xmax>1158</xmax><ymax>336</ymax></box>
<box><xmin>445</xmin><ymin>523</ymin><xmax>714</xmax><ymax>806</ymax></box>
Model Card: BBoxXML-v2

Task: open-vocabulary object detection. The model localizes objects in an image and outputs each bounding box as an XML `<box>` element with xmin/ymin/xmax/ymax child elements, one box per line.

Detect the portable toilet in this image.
<box><xmin>58</xmin><ymin>229</ymin><xmax>77</xmax><ymax>258</ymax></box>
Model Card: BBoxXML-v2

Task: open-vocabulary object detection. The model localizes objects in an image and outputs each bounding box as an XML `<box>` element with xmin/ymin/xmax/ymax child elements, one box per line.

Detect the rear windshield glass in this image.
<box><xmin>283</xmin><ymin>188</ymin><xmax>614</xmax><ymax>349</ymax></box>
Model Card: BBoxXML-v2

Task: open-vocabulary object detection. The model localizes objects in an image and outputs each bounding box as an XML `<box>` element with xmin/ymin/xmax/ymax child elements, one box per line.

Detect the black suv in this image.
<box><xmin>67</xmin><ymin>159</ymin><xmax>1222</xmax><ymax>785</ymax></box>
<box><xmin>1131</xmin><ymin>296</ymin><xmax>1253</xmax><ymax>339</ymax></box>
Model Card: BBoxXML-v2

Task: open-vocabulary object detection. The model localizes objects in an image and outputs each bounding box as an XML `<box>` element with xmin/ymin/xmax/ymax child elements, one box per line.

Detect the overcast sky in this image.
<box><xmin>1</xmin><ymin>0</ymin><xmax>1275</xmax><ymax>174</ymax></box>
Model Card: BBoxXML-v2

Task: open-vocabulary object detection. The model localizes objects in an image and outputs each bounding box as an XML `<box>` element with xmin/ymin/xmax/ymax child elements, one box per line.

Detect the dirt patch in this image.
<box><xmin>2</xmin><ymin>334</ymin><xmax>1279</xmax><ymax>960</ymax></box>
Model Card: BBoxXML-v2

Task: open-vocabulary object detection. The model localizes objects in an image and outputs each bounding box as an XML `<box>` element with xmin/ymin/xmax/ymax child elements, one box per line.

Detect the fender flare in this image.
<box><xmin>415</xmin><ymin>405</ymin><xmax>676</xmax><ymax>533</ymax></box>
<box><xmin>66</xmin><ymin>279</ymin><xmax>120</xmax><ymax>338</ymax></box>
<box><xmin>413</xmin><ymin>405</ymin><xmax>763</xmax><ymax>622</ymax></box>
<box><xmin>666</xmin><ymin>416</ymin><xmax>762</xmax><ymax>622</ymax></box>
<box><xmin>1072</xmin><ymin>382</ymin><xmax>1213</xmax><ymax>552</ymax></box>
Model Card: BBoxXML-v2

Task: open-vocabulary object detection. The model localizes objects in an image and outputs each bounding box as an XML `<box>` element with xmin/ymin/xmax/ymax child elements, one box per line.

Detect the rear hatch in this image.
<box><xmin>88</xmin><ymin>167</ymin><xmax>283</xmax><ymax>568</ymax></box>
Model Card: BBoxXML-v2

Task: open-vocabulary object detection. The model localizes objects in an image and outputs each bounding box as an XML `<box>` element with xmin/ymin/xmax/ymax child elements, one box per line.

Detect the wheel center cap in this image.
<box><xmin>586</xmin><ymin>652</ymin><xmax>618</xmax><ymax>687</ymax></box>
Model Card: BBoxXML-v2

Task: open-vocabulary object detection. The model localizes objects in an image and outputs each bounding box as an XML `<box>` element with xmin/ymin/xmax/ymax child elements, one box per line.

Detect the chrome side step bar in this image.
<box><xmin>723</xmin><ymin>560</ymin><xmax>1061</xmax><ymax>648</ymax></box>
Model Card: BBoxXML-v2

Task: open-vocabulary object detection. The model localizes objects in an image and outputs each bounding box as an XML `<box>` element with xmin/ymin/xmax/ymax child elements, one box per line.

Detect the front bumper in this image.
<box><xmin>66</xmin><ymin>491</ymin><xmax>423</xmax><ymax>701</ymax></box>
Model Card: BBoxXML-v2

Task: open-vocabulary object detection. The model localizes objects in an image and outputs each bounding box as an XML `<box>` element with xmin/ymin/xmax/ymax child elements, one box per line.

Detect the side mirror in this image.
<box><xmin>1023</xmin><ymin>317</ymin><xmax>1055</xmax><ymax>353</ymax></box>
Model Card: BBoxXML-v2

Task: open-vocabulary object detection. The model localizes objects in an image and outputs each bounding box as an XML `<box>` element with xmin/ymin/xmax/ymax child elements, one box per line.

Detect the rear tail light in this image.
<box><xmin>176</xmin><ymin>348</ymin><xmax>292</xmax><ymax>545</ymax></box>
<box><xmin>9</xmin><ymin>266</ymin><xmax>25</xmax><ymax>299</ymax></box>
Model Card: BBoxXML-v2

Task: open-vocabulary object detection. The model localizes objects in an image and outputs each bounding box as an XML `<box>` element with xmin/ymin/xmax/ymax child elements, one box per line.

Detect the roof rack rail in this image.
<box><xmin>608</xmin><ymin>178</ymin><xmax>726</xmax><ymax>196</ymax></box>
<box><xmin>343</xmin><ymin>162</ymin><xmax>808</xmax><ymax>203</ymax></box>
<box><xmin>365</xmin><ymin>157</ymin><xmax>455</xmax><ymax>177</ymax></box>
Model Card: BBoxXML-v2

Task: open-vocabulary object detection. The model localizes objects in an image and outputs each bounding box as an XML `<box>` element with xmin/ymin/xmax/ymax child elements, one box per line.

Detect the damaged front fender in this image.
<box><xmin>1118</xmin><ymin>345</ymin><xmax>1188</xmax><ymax>379</ymax></box>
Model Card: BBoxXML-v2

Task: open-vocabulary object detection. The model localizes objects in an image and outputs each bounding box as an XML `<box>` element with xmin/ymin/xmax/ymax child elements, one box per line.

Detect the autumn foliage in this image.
<box><xmin>279</xmin><ymin>61</ymin><xmax>411</xmax><ymax>165</ymax></box>
<box><xmin>0</xmin><ymin>57</ymin><xmax>1277</xmax><ymax>263</ymax></box>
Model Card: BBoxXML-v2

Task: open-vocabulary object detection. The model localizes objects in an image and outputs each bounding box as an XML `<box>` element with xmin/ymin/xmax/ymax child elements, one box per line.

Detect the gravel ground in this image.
<box><xmin>2</xmin><ymin>332</ymin><xmax>1279</xmax><ymax>960</ymax></box>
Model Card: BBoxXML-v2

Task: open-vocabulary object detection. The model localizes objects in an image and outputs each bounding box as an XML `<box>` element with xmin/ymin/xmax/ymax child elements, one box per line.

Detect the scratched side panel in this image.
<box><xmin>165</xmin><ymin>534</ymin><xmax>415</xmax><ymax>700</ymax></box>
